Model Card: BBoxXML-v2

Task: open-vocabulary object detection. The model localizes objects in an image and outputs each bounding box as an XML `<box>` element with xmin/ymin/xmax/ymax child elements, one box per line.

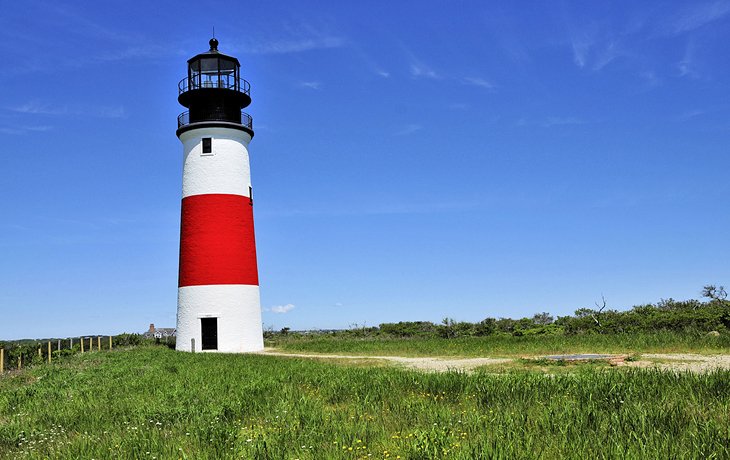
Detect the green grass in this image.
<box><xmin>478</xmin><ymin>359</ymin><xmax>613</xmax><ymax>375</ymax></box>
<box><xmin>268</xmin><ymin>331</ymin><xmax>730</xmax><ymax>358</ymax></box>
<box><xmin>1</xmin><ymin>346</ymin><xmax>729</xmax><ymax>459</ymax></box>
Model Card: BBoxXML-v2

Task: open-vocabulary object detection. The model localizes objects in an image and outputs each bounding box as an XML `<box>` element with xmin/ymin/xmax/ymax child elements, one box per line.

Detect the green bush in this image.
<box><xmin>113</xmin><ymin>333</ymin><xmax>145</xmax><ymax>347</ymax></box>
<box><xmin>379</xmin><ymin>321</ymin><xmax>439</xmax><ymax>337</ymax></box>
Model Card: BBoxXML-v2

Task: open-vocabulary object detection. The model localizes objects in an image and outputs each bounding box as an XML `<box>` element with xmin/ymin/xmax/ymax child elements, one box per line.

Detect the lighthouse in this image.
<box><xmin>175</xmin><ymin>38</ymin><xmax>263</xmax><ymax>352</ymax></box>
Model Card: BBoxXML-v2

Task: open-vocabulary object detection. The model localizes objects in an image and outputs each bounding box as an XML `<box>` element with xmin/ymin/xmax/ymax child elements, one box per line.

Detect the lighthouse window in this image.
<box><xmin>249</xmin><ymin>186</ymin><xmax>253</xmax><ymax>205</ymax></box>
<box><xmin>202</xmin><ymin>137</ymin><xmax>212</xmax><ymax>154</ymax></box>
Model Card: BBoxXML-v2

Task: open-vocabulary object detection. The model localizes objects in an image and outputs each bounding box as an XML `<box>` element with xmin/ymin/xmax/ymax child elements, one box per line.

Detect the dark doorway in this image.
<box><xmin>201</xmin><ymin>317</ymin><xmax>218</xmax><ymax>350</ymax></box>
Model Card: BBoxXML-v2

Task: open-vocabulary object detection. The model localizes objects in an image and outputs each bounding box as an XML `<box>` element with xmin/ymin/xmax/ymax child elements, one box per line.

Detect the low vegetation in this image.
<box><xmin>1</xmin><ymin>347</ymin><xmax>729</xmax><ymax>459</ymax></box>
<box><xmin>268</xmin><ymin>293</ymin><xmax>730</xmax><ymax>357</ymax></box>
<box><xmin>269</xmin><ymin>331</ymin><xmax>729</xmax><ymax>358</ymax></box>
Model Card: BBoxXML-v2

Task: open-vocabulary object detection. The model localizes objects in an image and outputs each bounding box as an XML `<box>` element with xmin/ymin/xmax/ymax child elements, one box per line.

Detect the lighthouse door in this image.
<box><xmin>201</xmin><ymin>318</ymin><xmax>218</xmax><ymax>350</ymax></box>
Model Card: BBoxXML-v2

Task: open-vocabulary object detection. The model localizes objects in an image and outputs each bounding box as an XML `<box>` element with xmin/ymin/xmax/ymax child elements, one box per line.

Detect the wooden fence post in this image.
<box><xmin>97</xmin><ymin>336</ymin><xmax>100</xmax><ymax>351</ymax></box>
<box><xmin>70</xmin><ymin>338</ymin><xmax>73</xmax><ymax>349</ymax></box>
<box><xmin>109</xmin><ymin>336</ymin><xmax>112</xmax><ymax>350</ymax></box>
<box><xmin>38</xmin><ymin>346</ymin><xmax>41</xmax><ymax>358</ymax></box>
<box><xmin>57</xmin><ymin>340</ymin><xmax>61</xmax><ymax>351</ymax></box>
<box><xmin>18</xmin><ymin>355</ymin><xmax>22</xmax><ymax>370</ymax></box>
<box><xmin>47</xmin><ymin>341</ymin><xmax>51</xmax><ymax>364</ymax></box>
<box><xmin>1</xmin><ymin>348</ymin><xmax>4</xmax><ymax>373</ymax></box>
<box><xmin>81</xmin><ymin>338</ymin><xmax>84</xmax><ymax>353</ymax></box>
<box><xmin>89</xmin><ymin>337</ymin><xmax>93</xmax><ymax>352</ymax></box>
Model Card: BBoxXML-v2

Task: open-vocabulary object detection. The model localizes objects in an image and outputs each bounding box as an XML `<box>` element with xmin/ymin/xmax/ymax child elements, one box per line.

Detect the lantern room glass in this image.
<box><xmin>188</xmin><ymin>56</ymin><xmax>239</xmax><ymax>90</ymax></box>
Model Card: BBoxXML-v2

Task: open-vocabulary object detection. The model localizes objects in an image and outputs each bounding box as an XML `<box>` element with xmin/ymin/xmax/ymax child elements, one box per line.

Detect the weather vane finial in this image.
<box><xmin>209</xmin><ymin>28</ymin><xmax>219</xmax><ymax>51</ymax></box>
<box><xmin>209</xmin><ymin>26</ymin><xmax>219</xmax><ymax>51</ymax></box>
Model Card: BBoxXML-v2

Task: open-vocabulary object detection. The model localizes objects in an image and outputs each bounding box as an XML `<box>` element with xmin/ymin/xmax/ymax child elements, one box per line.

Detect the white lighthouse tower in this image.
<box><xmin>175</xmin><ymin>38</ymin><xmax>263</xmax><ymax>352</ymax></box>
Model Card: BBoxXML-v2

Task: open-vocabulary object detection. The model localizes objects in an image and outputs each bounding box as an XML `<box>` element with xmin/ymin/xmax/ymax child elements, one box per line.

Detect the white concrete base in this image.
<box><xmin>176</xmin><ymin>284</ymin><xmax>264</xmax><ymax>353</ymax></box>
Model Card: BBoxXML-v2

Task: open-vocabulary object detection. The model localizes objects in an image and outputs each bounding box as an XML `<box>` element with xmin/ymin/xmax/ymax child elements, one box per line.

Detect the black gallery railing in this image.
<box><xmin>178</xmin><ymin>75</ymin><xmax>251</xmax><ymax>96</ymax></box>
<box><xmin>177</xmin><ymin>111</ymin><xmax>253</xmax><ymax>130</ymax></box>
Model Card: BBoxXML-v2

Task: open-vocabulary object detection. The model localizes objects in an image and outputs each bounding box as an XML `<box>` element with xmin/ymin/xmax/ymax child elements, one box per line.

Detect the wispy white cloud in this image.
<box><xmin>50</xmin><ymin>3</ymin><xmax>138</xmax><ymax>43</ymax></box>
<box><xmin>677</xmin><ymin>41</ymin><xmax>699</xmax><ymax>78</ymax></box>
<box><xmin>394</xmin><ymin>123</ymin><xmax>422</xmax><ymax>136</ymax></box>
<box><xmin>239</xmin><ymin>24</ymin><xmax>346</xmax><ymax>55</ymax></box>
<box><xmin>449</xmin><ymin>103</ymin><xmax>469</xmax><ymax>110</ymax></box>
<box><xmin>22</xmin><ymin>125</ymin><xmax>52</xmax><ymax>132</ymax></box>
<box><xmin>96</xmin><ymin>44</ymin><xmax>179</xmax><ymax>62</ymax></box>
<box><xmin>299</xmin><ymin>81</ymin><xmax>322</xmax><ymax>90</ymax></box>
<box><xmin>569</xmin><ymin>30</ymin><xmax>624</xmax><ymax>72</ymax></box>
<box><xmin>570</xmin><ymin>34</ymin><xmax>594</xmax><ymax>68</ymax></box>
<box><xmin>9</xmin><ymin>101</ymin><xmax>127</xmax><ymax>119</ymax></box>
<box><xmin>670</xmin><ymin>1</ymin><xmax>730</xmax><ymax>34</ymax></box>
<box><xmin>0</xmin><ymin>125</ymin><xmax>53</xmax><ymax>135</ymax></box>
<box><xmin>247</xmin><ymin>36</ymin><xmax>345</xmax><ymax>54</ymax></box>
<box><xmin>410</xmin><ymin>62</ymin><xmax>439</xmax><ymax>79</ymax></box>
<box><xmin>541</xmin><ymin>117</ymin><xmax>587</xmax><ymax>128</ymax></box>
<box><xmin>10</xmin><ymin>101</ymin><xmax>68</xmax><ymax>116</ymax></box>
<box><xmin>562</xmin><ymin>4</ymin><xmax>726</xmax><ymax>83</ymax></box>
<box><xmin>97</xmin><ymin>106</ymin><xmax>127</xmax><ymax>118</ymax></box>
<box><xmin>518</xmin><ymin>117</ymin><xmax>587</xmax><ymax>128</ymax></box>
<box><xmin>592</xmin><ymin>41</ymin><xmax>621</xmax><ymax>71</ymax></box>
<box><xmin>679</xmin><ymin>109</ymin><xmax>706</xmax><ymax>120</ymax></box>
<box><xmin>639</xmin><ymin>70</ymin><xmax>660</xmax><ymax>87</ymax></box>
<box><xmin>402</xmin><ymin>45</ymin><xmax>440</xmax><ymax>79</ymax></box>
<box><xmin>269</xmin><ymin>304</ymin><xmax>296</xmax><ymax>314</ymax></box>
<box><xmin>463</xmin><ymin>77</ymin><xmax>495</xmax><ymax>90</ymax></box>
<box><xmin>350</xmin><ymin>46</ymin><xmax>391</xmax><ymax>78</ymax></box>
<box><xmin>571</xmin><ymin>40</ymin><xmax>593</xmax><ymax>68</ymax></box>
<box><xmin>0</xmin><ymin>42</ymin><xmax>178</xmax><ymax>77</ymax></box>
<box><xmin>1</xmin><ymin>4</ymin><xmax>178</xmax><ymax>71</ymax></box>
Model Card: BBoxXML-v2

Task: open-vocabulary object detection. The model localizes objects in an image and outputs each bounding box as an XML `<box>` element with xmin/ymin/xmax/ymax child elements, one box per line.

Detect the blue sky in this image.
<box><xmin>1</xmin><ymin>1</ymin><xmax>729</xmax><ymax>339</ymax></box>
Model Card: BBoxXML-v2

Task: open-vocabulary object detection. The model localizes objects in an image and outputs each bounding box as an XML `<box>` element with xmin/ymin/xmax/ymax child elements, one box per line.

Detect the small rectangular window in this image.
<box><xmin>202</xmin><ymin>137</ymin><xmax>212</xmax><ymax>154</ymax></box>
<box><xmin>249</xmin><ymin>186</ymin><xmax>253</xmax><ymax>205</ymax></box>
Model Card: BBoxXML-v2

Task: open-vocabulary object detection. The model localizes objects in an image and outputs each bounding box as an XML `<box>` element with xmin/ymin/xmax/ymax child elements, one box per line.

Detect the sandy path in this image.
<box><xmin>625</xmin><ymin>353</ymin><xmax>730</xmax><ymax>373</ymax></box>
<box><xmin>258</xmin><ymin>350</ymin><xmax>730</xmax><ymax>373</ymax></box>
<box><xmin>257</xmin><ymin>350</ymin><xmax>510</xmax><ymax>372</ymax></box>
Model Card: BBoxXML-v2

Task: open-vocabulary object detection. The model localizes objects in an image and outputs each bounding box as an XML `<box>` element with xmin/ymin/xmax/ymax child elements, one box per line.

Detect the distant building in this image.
<box><xmin>144</xmin><ymin>323</ymin><xmax>176</xmax><ymax>339</ymax></box>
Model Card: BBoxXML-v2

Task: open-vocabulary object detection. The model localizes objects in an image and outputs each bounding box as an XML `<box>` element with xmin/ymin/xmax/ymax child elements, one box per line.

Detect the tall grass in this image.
<box><xmin>0</xmin><ymin>347</ymin><xmax>728</xmax><ymax>459</ymax></box>
<box><xmin>268</xmin><ymin>330</ymin><xmax>730</xmax><ymax>357</ymax></box>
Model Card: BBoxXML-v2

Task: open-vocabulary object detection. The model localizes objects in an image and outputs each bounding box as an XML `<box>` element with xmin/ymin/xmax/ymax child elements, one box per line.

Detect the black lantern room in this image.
<box><xmin>177</xmin><ymin>38</ymin><xmax>253</xmax><ymax>137</ymax></box>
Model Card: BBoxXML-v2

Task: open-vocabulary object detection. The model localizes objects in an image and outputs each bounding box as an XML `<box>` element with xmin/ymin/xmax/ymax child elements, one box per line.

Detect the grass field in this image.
<box><xmin>1</xmin><ymin>346</ymin><xmax>729</xmax><ymax>459</ymax></box>
<box><xmin>267</xmin><ymin>331</ymin><xmax>730</xmax><ymax>357</ymax></box>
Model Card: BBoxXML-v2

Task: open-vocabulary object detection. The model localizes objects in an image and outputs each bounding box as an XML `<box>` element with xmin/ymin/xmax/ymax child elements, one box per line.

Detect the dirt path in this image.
<box><xmin>624</xmin><ymin>353</ymin><xmax>730</xmax><ymax>373</ymax></box>
<box><xmin>257</xmin><ymin>350</ymin><xmax>510</xmax><ymax>372</ymax></box>
<box><xmin>258</xmin><ymin>350</ymin><xmax>730</xmax><ymax>373</ymax></box>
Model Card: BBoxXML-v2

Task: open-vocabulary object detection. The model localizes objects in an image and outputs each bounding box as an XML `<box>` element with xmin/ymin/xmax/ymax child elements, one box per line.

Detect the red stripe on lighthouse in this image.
<box><xmin>179</xmin><ymin>194</ymin><xmax>259</xmax><ymax>287</ymax></box>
